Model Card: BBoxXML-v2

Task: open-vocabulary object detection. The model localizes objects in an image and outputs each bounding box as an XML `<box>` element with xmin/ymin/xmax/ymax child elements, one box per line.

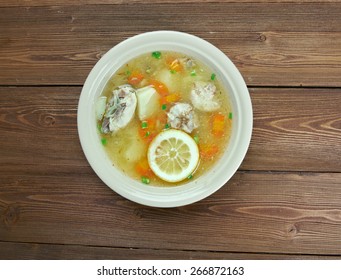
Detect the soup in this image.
<box><xmin>96</xmin><ymin>51</ymin><xmax>232</xmax><ymax>186</ymax></box>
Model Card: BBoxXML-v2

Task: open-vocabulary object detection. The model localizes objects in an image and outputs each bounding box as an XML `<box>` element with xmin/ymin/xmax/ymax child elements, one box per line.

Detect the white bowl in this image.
<box><xmin>78</xmin><ymin>31</ymin><xmax>252</xmax><ymax>207</ymax></box>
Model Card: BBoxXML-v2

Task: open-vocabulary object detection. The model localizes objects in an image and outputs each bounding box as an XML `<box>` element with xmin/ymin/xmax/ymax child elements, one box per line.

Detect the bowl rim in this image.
<box><xmin>77</xmin><ymin>30</ymin><xmax>253</xmax><ymax>207</ymax></box>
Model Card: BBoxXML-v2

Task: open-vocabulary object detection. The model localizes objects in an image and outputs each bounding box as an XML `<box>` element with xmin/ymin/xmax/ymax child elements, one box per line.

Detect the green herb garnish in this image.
<box><xmin>141</xmin><ymin>176</ymin><xmax>150</xmax><ymax>184</ymax></box>
<box><xmin>190</xmin><ymin>70</ymin><xmax>196</xmax><ymax>76</ymax></box>
<box><xmin>152</xmin><ymin>51</ymin><xmax>161</xmax><ymax>59</ymax></box>
<box><xmin>161</xmin><ymin>104</ymin><xmax>167</xmax><ymax>110</ymax></box>
<box><xmin>229</xmin><ymin>112</ymin><xmax>233</xmax><ymax>119</ymax></box>
<box><xmin>193</xmin><ymin>135</ymin><xmax>199</xmax><ymax>144</ymax></box>
<box><xmin>101</xmin><ymin>138</ymin><xmax>107</xmax><ymax>145</ymax></box>
<box><xmin>141</xmin><ymin>121</ymin><xmax>148</xmax><ymax>129</ymax></box>
<box><xmin>211</xmin><ymin>73</ymin><xmax>216</xmax><ymax>80</ymax></box>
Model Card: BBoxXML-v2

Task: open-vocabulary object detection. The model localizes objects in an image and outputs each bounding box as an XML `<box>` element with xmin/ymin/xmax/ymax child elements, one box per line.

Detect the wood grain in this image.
<box><xmin>1</xmin><ymin>3</ymin><xmax>341</xmax><ymax>86</ymax></box>
<box><xmin>1</xmin><ymin>172</ymin><xmax>341</xmax><ymax>255</ymax></box>
<box><xmin>244</xmin><ymin>88</ymin><xmax>341</xmax><ymax>172</ymax></box>
<box><xmin>0</xmin><ymin>87</ymin><xmax>86</xmax><ymax>175</ymax></box>
<box><xmin>1</xmin><ymin>0</ymin><xmax>341</xmax><ymax>260</ymax></box>
<box><xmin>0</xmin><ymin>87</ymin><xmax>340</xmax><ymax>174</ymax></box>
<box><xmin>1</xmin><ymin>86</ymin><xmax>340</xmax><ymax>255</ymax></box>
<box><xmin>1</xmin><ymin>241</ymin><xmax>340</xmax><ymax>260</ymax></box>
<box><xmin>1</xmin><ymin>1</ymin><xmax>339</xmax><ymax>8</ymax></box>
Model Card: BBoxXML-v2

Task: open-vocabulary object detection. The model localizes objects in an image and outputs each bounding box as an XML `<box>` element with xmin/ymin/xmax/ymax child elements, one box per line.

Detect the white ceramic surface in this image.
<box><xmin>78</xmin><ymin>31</ymin><xmax>253</xmax><ymax>207</ymax></box>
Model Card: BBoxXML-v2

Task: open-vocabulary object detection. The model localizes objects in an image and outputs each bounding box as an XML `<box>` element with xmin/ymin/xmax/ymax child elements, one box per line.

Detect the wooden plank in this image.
<box><xmin>1</xmin><ymin>4</ymin><xmax>341</xmax><ymax>86</ymax></box>
<box><xmin>1</xmin><ymin>241</ymin><xmax>340</xmax><ymax>260</ymax></box>
<box><xmin>1</xmin><ymin>172</ymin><xmax>341</xmax><ymax>255</ymax></box>
<box><xmin>243</xmin><ymin>88</ymin><xmax>341</xmax><ymax>172</ymax></box>
<box><xmin>0</xmin><ymin>87</ymin><xmax>340</xmax><ymax>173</ymax></box>
<box><xmin>0</xmin><ymin>87</ymin><xmax>87</xmax><ymax>175</ymax></box>
<box><xmin>1</xmin><ymin>1</ymin><xmax>339</xmax><ymax>8</ymax></box>
<box><xmin>1</xmin><ymin>86</ymin><xmax>340</xmax><ymax>256</ymax></box>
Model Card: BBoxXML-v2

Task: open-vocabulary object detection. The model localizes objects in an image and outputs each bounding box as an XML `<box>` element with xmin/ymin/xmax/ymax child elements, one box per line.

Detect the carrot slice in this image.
<box><xmin>211</xmin><ymin>113</ymin><xmax>226</xmax><ymax>137</ymax></box>
<box><xmin>138</xmin><ymin>118</ymin><xmax>158</xmax><ymax>143</ymax></box>
<box><xmin>127</xmin><ymin>71</ymin><xmax>144</xmax><ymax>85</ymax></box>
<box><xmin>135</xmin><ymin>159</ymin><xmax>154</xmax><ymax>177</ymax></box>
<box><xmin>199</xmin><ymin>144</ymin><xmax>219</xmax><ymax>160</ymax></box>
<box><xmin>166</xmin><ymin>57</ymin><xmax>183</xmax><ymax>72</ymax></box>
<box><xmin>149</xmin><ymin>80</ymin><xmax>169</xmax><ymax>96</ymax></box>
<box><xmin>165</xmin><ymin>93</ymin><xmax>181</xmax><ymax>103</ymax></box>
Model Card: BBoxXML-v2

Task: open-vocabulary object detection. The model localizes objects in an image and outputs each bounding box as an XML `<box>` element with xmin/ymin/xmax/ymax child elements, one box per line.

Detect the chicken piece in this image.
<box><xmin>191</xmin><ymin>81</ymin><xmax>220</xmax><ymax>112</ymax></box>
<box><xmin>101</xmin><ymin>84</ymin><xmax>137</xmax><ymax>133</ymax></box>
<box><xmin>179</xmin><ymin>57</ymin><xmax>196</xmax><ymax>69</ymax></box>
<box><xmin>167</xmin><ymin>103</ymin><xmax>198</xmax><ymax>133</ymax></box>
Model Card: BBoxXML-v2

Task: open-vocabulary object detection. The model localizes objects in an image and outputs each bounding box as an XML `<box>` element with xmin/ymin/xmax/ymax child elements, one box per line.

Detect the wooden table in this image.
<box><xmin>1</xmin><ymin>0</ymin><xmax>341</xmax><ymax>260</ymax></box>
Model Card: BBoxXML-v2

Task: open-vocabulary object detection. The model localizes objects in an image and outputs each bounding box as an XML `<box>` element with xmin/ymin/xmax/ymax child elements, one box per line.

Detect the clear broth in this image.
<box><xmin>98</xmin><ymin>51</ymin><xmax>233</xmax><ymax>186</ymax></box>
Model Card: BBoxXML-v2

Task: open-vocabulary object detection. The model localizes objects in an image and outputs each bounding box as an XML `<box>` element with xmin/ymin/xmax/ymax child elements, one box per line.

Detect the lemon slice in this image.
<box><xmin>147</xmin><ymin>129</ymin><xmax>199</xmax><ymax>183</ymax></box>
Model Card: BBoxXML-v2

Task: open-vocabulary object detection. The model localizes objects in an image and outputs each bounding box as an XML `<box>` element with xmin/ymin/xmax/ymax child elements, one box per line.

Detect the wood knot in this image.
<box><xmin>287</xmin><ymin>223</ymin><xmax>299</xmax><ymax>238</ymax></box>
<box><xmin>1</xmin><ymin>204</ymin><xmax>20</xmax><ymax>227</ymax></box>
<box><xmin>258</xmin><ymin>34</ymin><xmax>267</xmax><ymax>42</ymax></box>
<box><xmin>43</xmin><ymin>115</ymin><xmax>56</xmax><ymax>126</ymax></box>
<box><xmin>133</xmin><ymin>208</ymin><xmax>144</xmax><ymax>219</ymax></box>
<box><xmin>96</xmin><ymin>51</ymin><xmax>105</xmax><ymax>59</ymax></box>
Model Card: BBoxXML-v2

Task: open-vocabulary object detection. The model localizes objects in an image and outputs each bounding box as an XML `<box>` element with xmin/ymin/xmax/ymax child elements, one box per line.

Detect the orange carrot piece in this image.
<box><xmin>138</xmin><ymin>118</ymin><xmax>158</xmax><ymax>143</ymax></box>
<box><xmin>135</xmin><ymin>159</ymin><xmax>154</xmax><ymax>177</ymax></box>
<box><xmin>156</xmin><ymin>113</ymin><xmax>167</xmax><ymax>127</ymax></box>
<box><xmin>199</xmin><ymin>144</ymin><xmax>219</xmax><ymax>160</ymax></box>
<box><xmin>160</xmin><ymin>96</ymin><xmax>167</xmax><ymax>105</ymax></box>
<box><xmin>165</xmin><ymin>93</ymin><xmax>181</xmax><ymax>103</ymax></box>
<box><xmin>166</xmin><ymin>57</ymin><xmax>183</xmax><ymax>72</ymax></box>
<box><xmin>212</xmin><ymin>113</ymin><xmax>226</xmax><ymax>137</ymax></box>
<box><xmin>127</xmin><ymin>71</ymin><xmax>144</xmax><ymax>85</ymax></box>
<box><xmin>150</xmin><ymin>80</ymin><xmax>169</xmax><ymax>96</ymax></box>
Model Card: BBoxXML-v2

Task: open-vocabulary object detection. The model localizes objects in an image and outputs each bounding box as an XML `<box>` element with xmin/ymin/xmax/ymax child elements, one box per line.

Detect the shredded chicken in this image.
<box><xmin>191</xmin><ymin>81</ymin><xmax>220</xmax><ymax>112</ymax></box>
<box><xmin>179</xmin><ymin>57</ymin><xmax>196</xmax><ymax>69</ymax></box>
<box><xmin>167</xmin><ymin>103</ymin><xmax>198</xmax><ymax>133</ymax></box>
<box><xmin>101</xmin><ymin>84</ymin><xmax>137</xmax><ymax>133</ymax></box>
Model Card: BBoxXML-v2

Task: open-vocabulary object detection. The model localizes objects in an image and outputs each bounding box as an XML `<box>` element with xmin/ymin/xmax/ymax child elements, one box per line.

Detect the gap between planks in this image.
<box><xmin>1</xmin><ymin>85</ymin><xmax>341</xmax><ymax>89</ymax></box>
<box><xmin>1</xmin><ymin>240</ymin><xmax>340</xmax><ymax>260</ymax></box>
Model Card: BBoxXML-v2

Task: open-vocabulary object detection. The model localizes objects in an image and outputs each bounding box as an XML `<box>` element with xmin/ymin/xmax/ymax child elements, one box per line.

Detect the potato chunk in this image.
<box><xmin>136</xmin><ymin>86</ymin><xmax>160</xmax><ymax>120</ymax></box>
<box><xmin>157</xmin><ymin>69</ymin><xmax>173</xmax><ymax>89</ymax></box>
<box><xmin>95</xmin><ymin>96</ymin><xmax>107</xmax><ymax>120</ymax></box>
<box><xmin>124</xmin><ymin>136</ymin><xmax>146</xmax><ymax>162</ymax></box>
